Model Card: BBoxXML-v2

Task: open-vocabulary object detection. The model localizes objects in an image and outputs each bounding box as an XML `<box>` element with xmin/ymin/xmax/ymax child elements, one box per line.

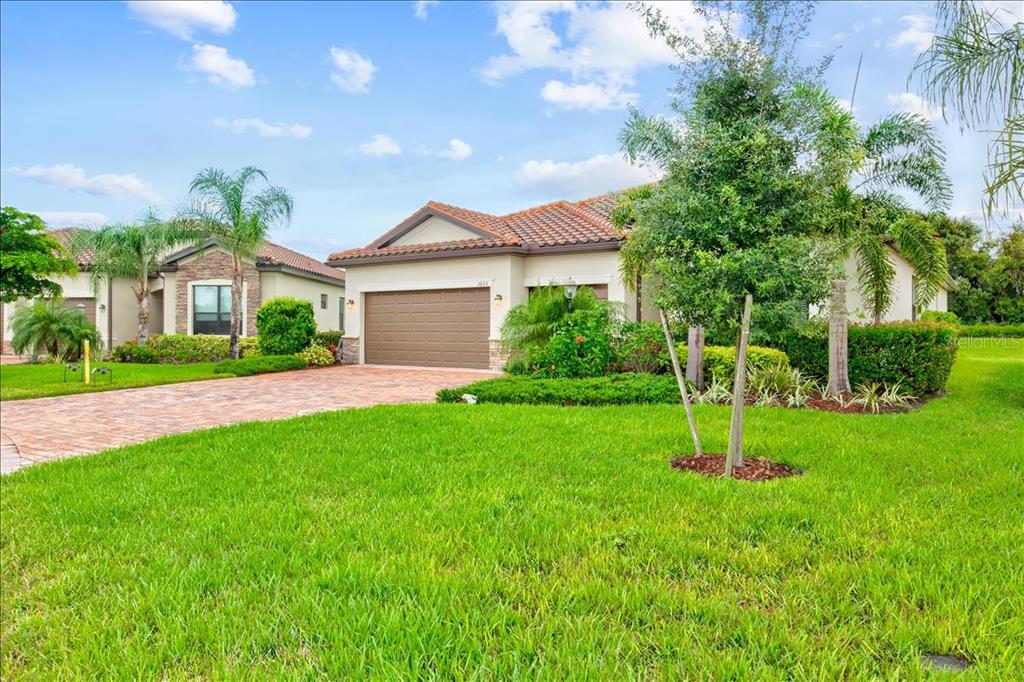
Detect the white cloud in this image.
<box><xmin>358</xmin><ymin>134</ymin><xmax>402</xmax><ymax>157</ymax></box>
<box><xmin>189</xmin><ymin>43</ymin><xmax>254</xmax><ymax>88</ymax></box>
<box><xmin>515</xmin><ymin>152</ymin><xmax>661</xmax><ymax>197</ymax></box>
<box><xmin>413</xmin><ymin>0</ymin><xmax>439</xmax><ymax>20</ymax></box>
<box><xmin>437</xmin><ymin>138</ymin><xmax>473</xmax><ymax>161</ymax></box>
<box><xmin>837</xmin><ymin>98</ymin><xmax>856</xmax><ymax>114</ymax></box>
<box><xmin>127</xmin><ymin>0</ymin><xmax>236</xmax><ymax>40</ymax></box>
<box><xmin>212</xmin><ymin>117</ymin><xmax>312</xmax><ymax>138</ymax></box>
<box><xmin>329</xmin><ymin>47</ymin><xmax>376</xmax><ymax>94</ymax></box>
<box><xmin>888</xmin><ymin>14</ymin><xmax>934</xmax><ymax>54</ymax></box>
<box><xmin>540</xmin><ymin>80</ymin><xmax>636</xmax><ymax>110</ymax></box>
<box><xmin>9</xmin><ymin>164</ymin><xmax>161</xmax><ymax>202</ymax></box>
<box><xmin>482</xmin><ymin>1</ymin><xmax>714</xmax><ymax>108</ymax></box>
<box><xmin>886</xmin><ymin>92</ymin><xmax>942</xmax><ymax>121</ymax></box>
<box><xmin>35</xmin><ymin>211</ymin><xmax>109</xmax><ymax>227</ymax></box>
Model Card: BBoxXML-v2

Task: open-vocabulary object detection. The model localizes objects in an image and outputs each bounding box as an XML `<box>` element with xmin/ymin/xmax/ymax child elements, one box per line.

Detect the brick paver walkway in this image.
<box><xmin>0</xmin><ymin>365</ymin><xmax>492</xmax><ymax>474</ymax></box>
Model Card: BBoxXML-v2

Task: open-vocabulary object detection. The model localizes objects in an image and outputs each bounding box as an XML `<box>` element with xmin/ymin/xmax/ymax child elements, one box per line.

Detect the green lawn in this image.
<box><xmin>1</xmin><ymin>343</ymin><xmax>1021</xmax><ymax>678</ymax></box>
<box><xmin>0</xmin><ymin>362</ymin><xmax>224</xmax><ymax>400</ymax></box>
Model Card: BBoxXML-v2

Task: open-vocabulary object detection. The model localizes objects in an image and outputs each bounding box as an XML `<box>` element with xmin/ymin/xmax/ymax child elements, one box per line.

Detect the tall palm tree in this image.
<box><xmin>74</xmin><ymin>210</ymin><xmax>188</xmax><ymax>343</ymax></box>
<box><xmin>800</xmin><ymin>86</ymin><xmax>951</xmax><ymax>393</ymax></box>
<box><xmin>176</xmin><ymin>167</ymin><xmax>293</xmax><ymax>359</ymax></box>
<box><xmin>912</xmin><ymin>0</ymin><xmax>1022</xmax><ymax>213</ymax></box>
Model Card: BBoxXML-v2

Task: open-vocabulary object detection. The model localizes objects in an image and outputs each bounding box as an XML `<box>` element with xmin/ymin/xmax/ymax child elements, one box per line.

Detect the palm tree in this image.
<box><xmin>912</xmin><ymin>0</ymin><xmax>1022</xmax><ymax>213</ymax></box>
<box><xmin>500</xmin><ymin>284</ymin><xmax>603</xmax><ymax>367</ymax></box>
<box><xmin>74</xmin><ymin>210</ymin><xmax>188</xmax><ymax>343</ymax></box>
<box><xmin>10</xmin><ymin>298</ymin><xmax>98</xmax><ymax>362</ymax></box>
<box><xmin>176</xmin><ymin>167</ymin><xmax>293</xmax><ymax>359</ymax></box>
<box><xmin>801</xmin><ymin>87</ymin><xmax>951</xmax><ymax>394</ymax></box>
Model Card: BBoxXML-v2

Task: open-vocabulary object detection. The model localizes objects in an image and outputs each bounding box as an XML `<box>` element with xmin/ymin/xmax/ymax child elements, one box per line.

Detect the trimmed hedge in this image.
<box><xmin>437</xmin><ymin>373</ymin><xmax>680</xmax><ymax>406</ymax></box>
<box><xmin>256</xmin><ymin>298</ymin><xmax>316</xmax><ymax>356</ymax></box>
<box><xmin>958</xmin><ymin>323</ymin><xmax>1024</xmax><ymax>338</ymax></box>
<box><xmin>140</xmin><ymin>334</ymin><xmax>259</xmax><ymax>363</ymax></box>
<box><xmin>110</xmin><ymin>341</ymin><xmax>158</xmax><ymax>364</ymax></box>
<box><xmin>676</xmin><ymin>344</ymin><xmax>790</xmax><ymax>381</ymax></box>
<box><xmin>774</xmin><ymin>322</ymin><xmax>958</xmax><ymax>395</ymax></box>
<box><xmin>213</xmin><ymin>355</ymin><xmax>308</xmax><ymax>377</ymax></box>
<box><xmin>313</xmin><ymin>331</ymin><xmax>344</xmax><ymax>347</ymax></box>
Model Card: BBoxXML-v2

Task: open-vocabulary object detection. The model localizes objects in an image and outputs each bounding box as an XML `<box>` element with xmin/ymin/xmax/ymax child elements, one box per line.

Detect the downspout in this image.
<box><xmin>107</xmin><ymin>276</ymin><xmax>113</xmax><ymax>350</ymax></box>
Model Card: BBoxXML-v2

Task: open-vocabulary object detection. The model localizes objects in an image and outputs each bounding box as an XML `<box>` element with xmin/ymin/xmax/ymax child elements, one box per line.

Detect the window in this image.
<box><xmin>320</xmin><ymin>293</ymin><xmax>328</xmax><ymax>309</ymax></box>
<box><xmin>339</xmin><ymin>296</ymin><xmax>345</xmax><ymax>331</ymax></box>
<box><xmin>193</xmin><ymin>285</ymin><xmax>232</xmax><ymax>335</ymax></box>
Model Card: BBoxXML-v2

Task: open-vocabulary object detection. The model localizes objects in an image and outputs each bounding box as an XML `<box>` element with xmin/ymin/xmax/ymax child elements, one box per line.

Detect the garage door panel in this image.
<box><xmin>364</xmin><ymin>288</ymin><xmax>490</xmax><ymax>368</ymax></box>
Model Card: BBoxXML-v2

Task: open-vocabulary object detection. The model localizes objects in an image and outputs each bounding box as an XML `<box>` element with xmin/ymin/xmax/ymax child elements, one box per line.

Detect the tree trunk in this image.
<box><xmin>725</xmin><ymin>293</ymin><xmax>753</xmax><ymax>477</ymax></box>
<box><xmin>685</xmin><ymin>325</ymin><xmax>705</xmax><ymax>391</ymax></box>
<box><xmin>229</xmin><ymin>256</ymin><xmax>243</xmax><ymax>359</ymax></box>
<box><xmin>827</xmin><ymin>279</ymin><xmax>851</xmax><ymax>397</ymax></box>
<box><xmin>136</xmin><ymin>280</ymin><xmax>150</xmax><ymax>343</ymax></box>
<box><xmin>659</xmin><ymin>309</ymin><xmax>703</xmax><ymax>457</ymax></box>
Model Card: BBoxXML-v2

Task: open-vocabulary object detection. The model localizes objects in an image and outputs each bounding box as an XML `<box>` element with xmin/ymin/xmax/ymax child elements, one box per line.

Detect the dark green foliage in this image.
<box><xmin>774</xmin><ymin>322</ymin><xmax>959</xmax><ymax>395</ymax></box>
<box><xmin>111</xmin><ymin>341</ymin><xmax>158</xmax><ymax>364</ymax></box>
<box><xmin>958</xmin><ymin>323</ymin><xmax>1024</xmax><ymax>338</ymax></box>
<box><xmin>533</xmin><ymin>308</ymin><xmax>617</xmax><ymax>378</ymax></box>
<box><xmin>437</xmin><ymin>373</ymin><xmax>680</xmax><ymax>406</ymax></box>
<box><xmin>256</xmin><ymin>297</ymin><xmax>316</xmax><ymax>356</ymax></box>
<box><xmin>312</xmin><ymin>331</ymin><xmax>343</xmax><ymax>348</ymax></box>
<box><xmin>0</xmin><ymin>207</ymin><xmax>77</xmax><ymax>302</ymax></box>
<box><xmin>213</xmin><ymin>354</ymin><xmax>307</xmax><ymax>377</ymax></box>
<box><xmin>615</xmin><ymin>322</ymin><xmax>671</xmax><ymax>373</ymax></box>
<box><xmin>500</xmin><ymin>284</ymin><xmax>608</xmax><ymax>368</ymax></box>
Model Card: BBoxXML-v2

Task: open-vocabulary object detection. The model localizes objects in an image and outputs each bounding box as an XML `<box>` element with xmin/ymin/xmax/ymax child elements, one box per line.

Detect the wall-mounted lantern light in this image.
<box><xmin>493</xmin><ymin>293</ymin><xmax>503</xmax><ymax>305</ymax></box>
<box><xmin>346</xmin><ymin>299</ymin><xmax>355</xmax><ymax>309</ymax></box>
<box><xmin>563</xmin><ymin>278</ymin><xmax>578</xmax><ymax>310</ymax></box>
<box><xmin>98</xmin><ymin>303</ymin><xmax>106</xmax><ymax>312</ymax></box>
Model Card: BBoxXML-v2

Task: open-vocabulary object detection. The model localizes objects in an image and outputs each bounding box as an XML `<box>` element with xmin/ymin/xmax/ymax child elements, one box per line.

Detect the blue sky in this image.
<box><xmin>1</xmin><ymin>1</ymin><xmax>1020</xmax><ymax>259</ymax></box>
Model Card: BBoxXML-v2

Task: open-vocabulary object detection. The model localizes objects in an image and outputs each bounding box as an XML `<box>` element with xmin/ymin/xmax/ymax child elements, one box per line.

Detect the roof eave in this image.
<box><xmin>328</xmin><ymin>239</ymin><xmax>621</xmax><ymax>267</ymax></box>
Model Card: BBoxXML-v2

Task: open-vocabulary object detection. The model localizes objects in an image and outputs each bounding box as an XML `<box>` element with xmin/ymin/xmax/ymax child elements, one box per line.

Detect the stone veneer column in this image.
<box><xmin>488</xmin><ymin>340</ymin><xmax>506</xmax><ymax>372</ymax></box>
<box><xmin>173</xmin><ymin>250</ymin><xmax>261</xmax><ymax>336</ymax></box>
<box><xmin>341</xmin><ymin>337</ymin><xmax>360</xmax><ymax>364</ymax></box>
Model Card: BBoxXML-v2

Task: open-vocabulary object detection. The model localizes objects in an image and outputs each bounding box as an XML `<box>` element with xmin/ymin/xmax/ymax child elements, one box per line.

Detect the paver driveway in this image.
<box><xmin>0</xmin><ymin>365</ymin><xmax>492</xmax><ymax>474</ymax></box>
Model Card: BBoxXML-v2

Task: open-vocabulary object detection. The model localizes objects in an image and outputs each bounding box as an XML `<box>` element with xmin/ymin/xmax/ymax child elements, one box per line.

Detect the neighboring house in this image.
<box><xmin>1</xmin><ymin>229</ymin><xmax>346</xmax><ymax>354</ymax></box>
<box><xmin>328</xmin><ymin>190</ymin><xmax>951</xmax><ymax>370</ymax></box>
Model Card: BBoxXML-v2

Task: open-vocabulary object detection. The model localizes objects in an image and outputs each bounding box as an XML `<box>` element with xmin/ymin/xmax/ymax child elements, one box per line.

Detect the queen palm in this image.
<box><xmin>802</xmin><ymin>88</ymin><xmax>951</xmax><ymax>394</ymax></box>
<box><xmin>177</xmin><ymin>167</ymin><xmax>293</xmax><ymax>359</ymax></box>
<box><xmin>74</xmin><ymin>210</ymin><xmax>187</xmax><ymax>343</ymax></box>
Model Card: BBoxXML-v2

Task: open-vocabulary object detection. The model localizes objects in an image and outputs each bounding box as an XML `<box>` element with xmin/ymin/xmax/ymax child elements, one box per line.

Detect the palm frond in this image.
<box><xmin>619</xmin><ymin>107</ymin><xmax>685</xmax><ymax>170</ymax></box>
<box><xmin>852</xmin><ymin>225</ymin><xmax>896</xmax><ymax>321</ymax></box>
<box><xmin>890</xmin><ymin>214</ymin><xmax>950</xmax><ymax>311</ymax></box>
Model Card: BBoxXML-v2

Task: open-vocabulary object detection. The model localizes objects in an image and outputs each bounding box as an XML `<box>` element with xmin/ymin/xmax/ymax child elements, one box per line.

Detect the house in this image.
<box><xmin>328</xmin><ymin>190</ymin><xmax>951</xmax><ymax>370</ymax></box>
<box><xmin>1</xmin><ymin>229</ymin><xmax>346</xmax><ymax>354</ymax></box>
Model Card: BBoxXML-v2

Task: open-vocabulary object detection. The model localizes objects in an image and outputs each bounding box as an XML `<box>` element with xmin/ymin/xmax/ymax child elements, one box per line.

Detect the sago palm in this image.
<box><xmin>176</xmin><ymin>167</ymin><xmax>293</xmax><ymax>359</ymax></box>
<box><xmin>73</xmin><ymin>210</ymin><xmax>189</xmax><ymax>343</ymax></box>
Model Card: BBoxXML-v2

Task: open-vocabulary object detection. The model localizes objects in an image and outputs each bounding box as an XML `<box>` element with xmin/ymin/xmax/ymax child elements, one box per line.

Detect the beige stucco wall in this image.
<box><xmin>391</xmin><ymin>216</ymin><xmax>480</xmax><ymax>246</ymax></box>
<box><xmin>523</xmin><ymin>251</ymin><xmax>637</xmax><ymax>320</ymax></box>
<box><xmin>843</xmin><ymin>246</ymin><xmax>947</xmax><ymax>322</ymax></box>
<box><xmin>260</xmin><ymin>271</ymin><xmax>346</xmax><ymax>332</ymax></box>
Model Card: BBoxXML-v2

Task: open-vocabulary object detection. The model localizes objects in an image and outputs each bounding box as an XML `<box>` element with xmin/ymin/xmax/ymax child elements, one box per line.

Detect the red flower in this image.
<box><xmin>575</xmin><ymin>335</ymin><xmax>585</xmax><ymax>344</ymax></box>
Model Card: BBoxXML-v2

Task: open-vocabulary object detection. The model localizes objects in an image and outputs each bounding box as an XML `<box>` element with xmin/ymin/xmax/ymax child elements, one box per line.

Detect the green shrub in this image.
<box><xmin>146</xmin><ymin>334</ymin><xmax>230</xmax><ymax>363</ymax></box>
<box><xmin>437</xmin><ymin>373</ymin><xmax>680</xmax><ymax>406</ymax></box>
<box><xmin>675</xmin><ymin>344</ymin><xmax>790</xmax><ymax>381</ymax></box>
<box><xmin>958</xmin><ymin>323</ymin><xmax>1024</xmax><ymax>338</ymax></box>
<box><xmin>533</xmin><ymin>308</ymin><xmax>616</xmax><ymax>378</ymax></box>
<box><xmin>615</xmin><ymin>321</ymin><xmax>670</xmax><ymax>373</ymax></box>
<box><xmin>298</xmin><ymin>344</ymin><xmax>334</xmax><ymax>367</ymax></box>
<box><xmin>773</xmin><ymin>321</ymin><xmax>959</xmax><ymax>395</ymax></box>
<box><xmin>110</xmin><ymin>341</ymin><xmax>158</xmax><ymax>364</ymax></box>
<box><xmin>256</xmin><ymin>298</ymin><xmax>316</xmax><ymax>356</ymax></box>
<box><xmin>312</xmin><ymin>331</ymin><xmax>344</xmax><ymax>348</ymax></box>
<box><xmin>921</xmin><ymin>310</ymin><xmax>960</xmax><ymax>325</ymax></box>
<box><xmin>238</xmin><ymin>336</ymin><xmax>262</xmax><ymax>358</ymax></box>
<box><xmin>213</xmin><ymin>355</ymin><xmax>308</xmax><ymax>377</ymax></box>
<box><xmin>500</xmin><ymin>284</ymin><xmax>611</xmax><ymax>368</ymax></box>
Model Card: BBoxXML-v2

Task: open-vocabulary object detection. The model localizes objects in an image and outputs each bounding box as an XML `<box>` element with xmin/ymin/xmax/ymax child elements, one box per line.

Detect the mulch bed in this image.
<box><xmin>670</xmin><ymin>454</ymin><xmax>802</xmax><ymax>482</ymax></box>
<box><xmin>804</xmin><ymin>397</ymin><xmax>923</xmax><ymax>414</ymax></box>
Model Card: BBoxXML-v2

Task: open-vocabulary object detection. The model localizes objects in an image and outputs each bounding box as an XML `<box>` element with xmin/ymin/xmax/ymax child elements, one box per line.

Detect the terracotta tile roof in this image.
<box><xmin>47</xmin><ymin>228</ymin><xmax>94</xmax><ymax>267</ymax></box>
<box><xmin>257</xmin><ymin>242</ymin><xmax>345</xmax><ymax>282</ymax></box>
<box><xmin>329</xmin><ymin>189</ymin><xmax>628</xmax><ymax>262</ymax></box>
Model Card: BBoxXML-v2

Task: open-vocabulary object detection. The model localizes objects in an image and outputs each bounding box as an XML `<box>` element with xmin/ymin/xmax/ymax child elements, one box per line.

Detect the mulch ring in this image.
<box><xmin>804</xmin><ymin>397</ymin><xmax>921</xmax><ymax>414</ymax></box>
<box><xmin>670</xmin><ymin>454</ymin><xmax>802</xmax><ymax>482</ymax></box>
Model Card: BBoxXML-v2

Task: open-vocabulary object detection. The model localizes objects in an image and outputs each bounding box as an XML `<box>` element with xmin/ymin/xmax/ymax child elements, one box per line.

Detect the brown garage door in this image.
<box><xmin>364</xmin><ymin>288</ymin><xmax>490</xmax><ymax>368</ymax></box>
<box><xmin>64</xmin><ymin>298</ymin><xmax>96</xmax><ymax>326</ymax></box>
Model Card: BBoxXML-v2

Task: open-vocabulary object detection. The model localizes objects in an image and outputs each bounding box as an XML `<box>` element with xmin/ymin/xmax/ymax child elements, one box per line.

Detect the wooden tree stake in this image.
<box><xmin>660</xmin><ymin>309</ymin><xmax>703</xmax><ymax>457</ymax></box>
<box><xmin>725</xmin><ymin>293</ymin><xmax>753</xmax><ymax>477</ymax></box>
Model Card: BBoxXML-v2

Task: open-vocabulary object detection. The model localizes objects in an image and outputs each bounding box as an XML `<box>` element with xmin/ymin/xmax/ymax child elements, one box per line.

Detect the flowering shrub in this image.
<box><xmin>534</xmin><ymin>308</ymin><xmax>616</xmax><ymax>378</ymax></box>
<box><xmin>297</xmin><ymin>344</ymin><xmax>335</xmax><ymax>367</ymax></box>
